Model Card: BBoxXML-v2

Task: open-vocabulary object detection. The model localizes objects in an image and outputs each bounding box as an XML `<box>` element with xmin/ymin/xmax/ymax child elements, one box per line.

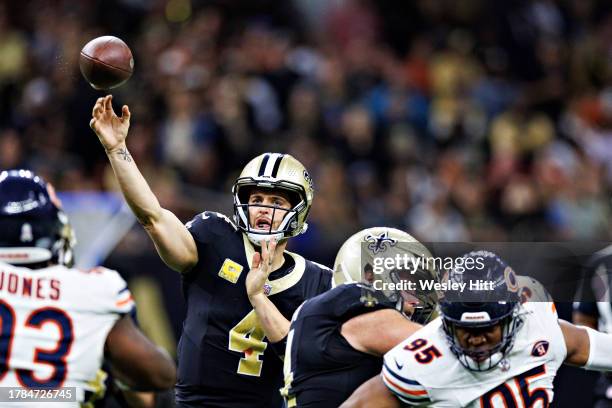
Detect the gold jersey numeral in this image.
<box><xmin>228</xmin><ymin>309</ymin><xmax>268</xmax><ymax>376</ymax></box>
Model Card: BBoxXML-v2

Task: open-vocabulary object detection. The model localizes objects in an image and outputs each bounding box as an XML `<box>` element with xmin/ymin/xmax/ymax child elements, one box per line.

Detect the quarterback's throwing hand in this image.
<box><xmin>90</xmin><ymin>94</ymin><xmax>131</xmax><ymax>152</ymax></box>
<box><xmin>246</xmin><ymin>238</ymin><xmax>277</xmax><ymax>299</ymax></box>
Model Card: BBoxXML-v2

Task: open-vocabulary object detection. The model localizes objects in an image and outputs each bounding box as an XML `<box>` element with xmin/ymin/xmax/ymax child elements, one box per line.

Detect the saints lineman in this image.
<box><xmin>281</xmin><ymin>227</ymin><xmax>439</xmax><ymax>408</ymax></box>
<box><xmin>0</xmin><ymin>170</ymin><xmax>176</xmax><ymax>407</ymax></box>
<box><xmin>90</xmin><ymin>95</ymin><xmax>332</xmax><ymax>407</ymax></box>
<box><xmin>343</xmin><ymin>251</ymin><xmax>612</xmax><ymax>407</ymax></box>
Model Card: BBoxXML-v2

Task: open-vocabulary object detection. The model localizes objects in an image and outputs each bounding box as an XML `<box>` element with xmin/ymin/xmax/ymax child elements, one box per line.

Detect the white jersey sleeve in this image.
<box><xmin>78</xmin><ymin>266</ymin><xmax>135</xmax><ymax>315</ymax></box>
<box><xmin>382</xmin><ymin>355</ymin><xmax>431</xmax><ymax>406</ymax></box>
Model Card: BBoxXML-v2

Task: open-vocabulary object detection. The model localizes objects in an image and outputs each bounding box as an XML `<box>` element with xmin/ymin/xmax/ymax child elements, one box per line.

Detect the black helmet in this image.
<box><xmin>0</xmin><ymin>170</ymin><xmax>75</xmax><ymax>267</ymax></box>
<box><xmin>439</xmin><ymin>250</ymin><xmax>523</xmax><ymax>371</ymax></box>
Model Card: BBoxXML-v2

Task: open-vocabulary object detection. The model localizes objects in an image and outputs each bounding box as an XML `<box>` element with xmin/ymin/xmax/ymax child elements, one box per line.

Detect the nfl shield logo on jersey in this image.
<box><xmin>531</xmin><ymin>340</ymin><xmax>549</xmax><ymax>357</ymax></box>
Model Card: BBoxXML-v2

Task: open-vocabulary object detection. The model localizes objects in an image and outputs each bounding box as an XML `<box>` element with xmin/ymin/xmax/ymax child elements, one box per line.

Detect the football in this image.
<box><xmin>79</xmin><ymin>36</ymin><xmax>134</xmax><ymax>90</ymax></box>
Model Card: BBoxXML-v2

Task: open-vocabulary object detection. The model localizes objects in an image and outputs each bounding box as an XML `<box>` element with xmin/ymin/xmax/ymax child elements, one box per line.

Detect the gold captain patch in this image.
<box><xmin>218</xmin><ymin>258</ymin><xmax>244</xmax><ymax>283</ymax></box>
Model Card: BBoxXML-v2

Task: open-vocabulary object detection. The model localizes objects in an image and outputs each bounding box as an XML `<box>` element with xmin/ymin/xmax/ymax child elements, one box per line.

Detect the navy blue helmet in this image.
<box><xmin>439</xmin><ymin>250</ymin><xmax>524</xmax><ymax>371</ymax></box>
<box><xmin>0</xmin><ymin>170</ymin><xmax>75</xmax><ymax>267</ymax></box>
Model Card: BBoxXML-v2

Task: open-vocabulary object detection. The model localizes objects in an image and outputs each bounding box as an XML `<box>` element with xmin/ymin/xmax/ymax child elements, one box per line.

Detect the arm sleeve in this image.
<box><xmin>185</xmin><ymin>212</ymin><xmax>239</xmax><ymax>277</ymax></box>
<box><xmin>97</xmin><ymin>267</ymin><xmax>136</xmax><ymax>315</ymax></box>
<box><xmin>311</xmin><ymin>261</ymin><xmax>333</xmax><ymax>294</ymax></box>
<box><xmin>584</xmin><ymin>327</ymin><xmax>612</xmax><ymax>371</ymax></box>
<box><xmin>320</xmin><ymin>268</ymin><xmax>333</xmax><ymax>294</ymax></box>
<box><xmin>185</xmin><ymin>212</ymin><xmax>216</xmax><ymax>245</ymax></box>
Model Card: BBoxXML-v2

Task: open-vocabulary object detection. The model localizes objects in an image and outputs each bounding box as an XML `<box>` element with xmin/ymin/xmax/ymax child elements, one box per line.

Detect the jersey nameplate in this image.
<box><xmin>218</xmin><ymin>258</ymin><xmax>244</xmax><ymax>284</ymax></box>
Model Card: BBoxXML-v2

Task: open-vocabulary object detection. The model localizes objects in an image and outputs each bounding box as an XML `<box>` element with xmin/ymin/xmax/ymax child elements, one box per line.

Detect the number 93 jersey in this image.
<box><xmin>382</xmin><ymin>302</ymin><xmax>566</xmax><ymax>407</ymax></box>
<box><xmin>0</xmin><ymin>261</ymin><xmax>134</xmax><ymax>407</ymax></box>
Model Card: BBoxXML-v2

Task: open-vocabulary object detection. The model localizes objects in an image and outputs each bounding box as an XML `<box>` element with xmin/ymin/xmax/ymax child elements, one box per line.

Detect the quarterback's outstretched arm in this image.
<box><xmin>90</xmin><ymin>95</ymin><xmax>197</xmax><ymax>273</ymax></box>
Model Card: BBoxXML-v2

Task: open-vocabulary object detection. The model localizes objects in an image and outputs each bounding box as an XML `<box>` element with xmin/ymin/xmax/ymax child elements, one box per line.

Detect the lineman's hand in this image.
<box><xmin>90</xmin><ymin>94</ymin><xmax>131</xmax><ymax>152</ymax></box>
<box><xmin>246</xmin><ymin>238</ymin><xmax>277</xmax><ymax>300</ymax></box>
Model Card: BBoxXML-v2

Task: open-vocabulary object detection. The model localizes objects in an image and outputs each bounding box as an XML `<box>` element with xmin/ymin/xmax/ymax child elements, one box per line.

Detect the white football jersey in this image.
<box><xmin>383</xmin><ymin>302</ymin><xmax>566</xmax><ymax>407</ymax></box>
<box><xmin>0</xmin><ymin>261</ymin><xmax>134</xmax><ymax>407</ymax></box>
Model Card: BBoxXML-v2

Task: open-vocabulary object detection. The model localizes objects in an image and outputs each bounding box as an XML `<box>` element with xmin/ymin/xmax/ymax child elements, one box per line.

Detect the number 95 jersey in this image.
<box><xmin>0</xmin><ymin>261</ymin><xmax>134</xmax><ymax>407</ymax></box>
<box><xmin>382</xmin><ymin>302</ymin><xmax>566</xmax><ymax>407</ymax></box>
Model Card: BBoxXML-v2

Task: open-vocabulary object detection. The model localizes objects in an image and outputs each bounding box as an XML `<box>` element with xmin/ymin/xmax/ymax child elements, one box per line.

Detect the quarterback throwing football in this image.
<box><xmin>90</xmin><ymin>95</ymin><xmax>332</xmax><ymax>407</ymax></box>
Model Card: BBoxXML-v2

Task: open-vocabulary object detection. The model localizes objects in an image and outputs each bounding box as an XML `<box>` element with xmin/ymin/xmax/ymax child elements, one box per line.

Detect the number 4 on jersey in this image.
<box><xmin>229</xmin><ymin>310</ymin><xmax>268</xmax><ymax>376</ymax></box>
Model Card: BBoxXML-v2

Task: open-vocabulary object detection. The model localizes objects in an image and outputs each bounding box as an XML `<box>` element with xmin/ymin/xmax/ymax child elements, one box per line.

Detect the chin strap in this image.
<box><xmin>245</xmin><ymin>221</ymin><xmax>308</xmax><ymax>246</ymax></box>
<box><xmin>247</xmin><ymin>232</ymin><xmax>285</xmax><ymax>246</ymax></box>
<box><xmin>461</xmin><ymin>350</ymin><xmax>505</xmax><ymax>371</ymax></box>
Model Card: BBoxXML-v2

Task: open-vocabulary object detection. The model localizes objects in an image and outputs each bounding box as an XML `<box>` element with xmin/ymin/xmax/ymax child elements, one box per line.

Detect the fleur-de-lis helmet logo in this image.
<box><xmin>364</xmin><ymin>231</ymin><xmax>398</xmax><ymax>254</ymax></box>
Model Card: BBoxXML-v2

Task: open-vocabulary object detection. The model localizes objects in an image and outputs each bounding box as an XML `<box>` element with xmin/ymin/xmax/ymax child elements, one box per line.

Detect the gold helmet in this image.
<box><xmin>333</xmin><ymin>227</ymin><xmax>439</xmax><ymax>323</ymax></box>
<box><xmin>232</xmin><ymin>153</ymin><xmax>314</xmax><ymax>245</ymax></box>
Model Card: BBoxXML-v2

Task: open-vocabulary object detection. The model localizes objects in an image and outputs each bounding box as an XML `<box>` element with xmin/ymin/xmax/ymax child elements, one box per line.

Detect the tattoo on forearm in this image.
<box><xmin>117</xmin><ymin>148</ymin><xmax>132</xmax><ymax>162</ymax></box>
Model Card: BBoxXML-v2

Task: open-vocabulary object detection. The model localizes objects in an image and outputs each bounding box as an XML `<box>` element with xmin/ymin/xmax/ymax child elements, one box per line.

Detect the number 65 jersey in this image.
<box><xmin>0</xmin><ymin>261</ymin><xmax>134</xmax><ymax>406</ymax></box>
<box><xmin>382</xmin><ymin>302</ymin><xmax>566</xmax><ymax>407</ymax></box>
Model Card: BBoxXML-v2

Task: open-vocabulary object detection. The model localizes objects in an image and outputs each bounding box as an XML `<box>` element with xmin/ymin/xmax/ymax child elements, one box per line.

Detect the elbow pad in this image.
<box><xmin>584</xmin><ymin>327</ymin><xmax>612</xmax><ymax>371</ymax></box>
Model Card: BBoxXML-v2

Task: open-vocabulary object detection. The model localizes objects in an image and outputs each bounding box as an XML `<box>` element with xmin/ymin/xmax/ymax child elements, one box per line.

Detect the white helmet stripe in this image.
<box><xmin>264</xmin><ymin>153</ymin><xmax>282</xmax><ymax>177</ymax></box>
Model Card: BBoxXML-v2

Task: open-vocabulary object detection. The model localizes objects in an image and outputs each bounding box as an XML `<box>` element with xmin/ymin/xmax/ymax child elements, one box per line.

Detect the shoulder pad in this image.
<box><xmin>309</xmin><ymin>260</ymin><xmax>333</xmax><ymax>273</ymax></box>
<box><xmin>516</xmin><ymin>275</ymin><xmax>552</xmax><ymax>303</ymax></box>
<box><xmin>187</xmin><ymin>211</ymin><xmax>237</xmax><ymax>229</ymax></box>
<box><xmin>65</xmin><ymin>265</ymin><xmax>134</xmax><ymax>314</ymax></box>
<box><xmin>186</xmin><ymin>211</ymin><xmax>238</xmax><ymax>241</ymax></box>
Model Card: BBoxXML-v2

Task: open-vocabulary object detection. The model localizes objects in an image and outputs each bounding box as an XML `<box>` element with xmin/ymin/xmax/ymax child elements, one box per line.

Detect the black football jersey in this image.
<box><xmin>175</xmin><ymin>211</ymin><xmax>332</xmax><ymax>407</ymax></box>
<box><xmin>283</xmin><ymin>283</ymin><xmax>397</xmax><ymax>408</ymax></box>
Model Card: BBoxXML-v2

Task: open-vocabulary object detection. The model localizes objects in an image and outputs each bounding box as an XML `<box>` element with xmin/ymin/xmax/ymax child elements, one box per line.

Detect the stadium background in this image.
<box><xmin>1</xmin><ymin>0</ymin><xmax>611</xmax><ymax>406</ymax></box>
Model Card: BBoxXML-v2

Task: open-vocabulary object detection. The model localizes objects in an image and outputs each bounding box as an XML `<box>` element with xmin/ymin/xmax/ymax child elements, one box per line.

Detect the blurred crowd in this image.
<box><xmin>1</xmin><ymin>0</ymin><xmax>612</xmax><ymax>266</ymax></box>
